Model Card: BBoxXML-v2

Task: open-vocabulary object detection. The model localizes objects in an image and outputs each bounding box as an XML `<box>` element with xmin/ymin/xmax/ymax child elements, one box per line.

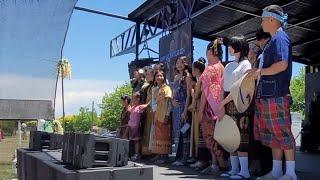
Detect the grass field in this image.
<box><xmin>0</xmin><ymin>133</ymin><xmax>29</xmax><ymax>164</ymax></box>
<box><xmin>0</xmin><ymin>164</ymin><xmax>15</xmax><ymax>180</ymax></box>
<box><xmin>0</xmin><ymin>133</ymin><xmax>29</xmax><ymax>179</ymax></box>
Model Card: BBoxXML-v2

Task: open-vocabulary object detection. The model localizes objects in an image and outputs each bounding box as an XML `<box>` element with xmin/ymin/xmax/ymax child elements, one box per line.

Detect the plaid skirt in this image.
<box><xmin>254</xmin><ymin>96</ymin><xmax>295</xmax><ymax>150</ymax></box>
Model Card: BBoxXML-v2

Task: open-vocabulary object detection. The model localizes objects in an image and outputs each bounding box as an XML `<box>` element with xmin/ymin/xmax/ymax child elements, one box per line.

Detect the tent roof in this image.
<box><xmin>128</xmin><ymin>0</ymin><xmax>320</xmax><ymax>65</ymax></box>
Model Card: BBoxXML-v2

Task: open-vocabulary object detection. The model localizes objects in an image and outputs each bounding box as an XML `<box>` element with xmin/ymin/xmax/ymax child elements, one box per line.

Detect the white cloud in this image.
<box><xmin>0</xmin><ymin>73</ymin><xmax>56</xmax><ymax>100</ymax></box>
<box><xmin>55</xmin><ymin>78</ymin><xmax>124</xmax><ymax>117</ymax></box>
<box><xmin>0</xmin><ymin>73</ymin><xmax>124</xmax><ymax>117</ymax></box>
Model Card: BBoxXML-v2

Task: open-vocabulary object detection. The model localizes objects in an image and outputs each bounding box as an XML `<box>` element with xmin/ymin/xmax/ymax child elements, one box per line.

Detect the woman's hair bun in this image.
<box><xmin>198</xmin><ymin>57</ymin><xmax>206</xmax><ymax>64</ymax></box>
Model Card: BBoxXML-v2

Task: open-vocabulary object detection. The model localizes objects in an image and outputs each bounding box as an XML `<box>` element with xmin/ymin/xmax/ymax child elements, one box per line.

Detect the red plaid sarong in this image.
<box><xmin>254</xmin><ymin>96</ymin><xmax>295</xmax><ymax>150</ymax></box>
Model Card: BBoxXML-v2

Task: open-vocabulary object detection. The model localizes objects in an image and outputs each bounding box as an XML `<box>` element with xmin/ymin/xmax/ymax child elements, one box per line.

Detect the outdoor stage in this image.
<box><xmin>16</xmin><ymin>148</ymin><xmax>320</xmax><ymax>180</ymax></box>
<box><xmin>147</xmin><ymin>151</ymin><xmax>320</xmax><ymax>179</ymax></box>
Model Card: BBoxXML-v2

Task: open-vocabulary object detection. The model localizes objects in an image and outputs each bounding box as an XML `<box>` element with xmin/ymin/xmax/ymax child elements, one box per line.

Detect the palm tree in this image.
<box><xmin>55</xmin><ymin>58</ymin><xmax>71</xmax><ymax>131</ymax></box>
<box><xmin>57</xmin><ymin>58</ymin><xmax>72</xmax><ymax>79</ymax></box>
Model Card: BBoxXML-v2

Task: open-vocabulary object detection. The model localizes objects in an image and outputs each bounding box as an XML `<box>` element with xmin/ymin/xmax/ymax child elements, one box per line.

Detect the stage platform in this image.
<box><xmin>16</xmin><ymin>149</ymin><xmax>320</xmax><ymax>180</ymax></box>
<box><xmin>149</xmin><ymin>151</ymin><xmax>320</xmax><ymax>180</ymax></box>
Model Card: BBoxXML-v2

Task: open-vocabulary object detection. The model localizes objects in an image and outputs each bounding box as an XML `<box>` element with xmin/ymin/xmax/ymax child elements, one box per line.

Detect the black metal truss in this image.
<box><xmin>110</xmin><ymin>0</ymin><xmax>227</xmax><ymax>58</ymax></box>
<box><xmin>75</xmin><ymin>1</ymin><xmax>320</xmax><ymax>64</ymax></box>
<box><xmin>246</xmin><ymin>16</ymin><xmax>320</xmax><ymax>42</ymax></box>
<box><xmin>293</xmin><ymin>38</ymin><xmax>320</xmax><ymax>47</ymax></box>
<box><xmin>206</xmin><ymin>1</ymin><xmax>318</xmax><ymax>39</ymax></box>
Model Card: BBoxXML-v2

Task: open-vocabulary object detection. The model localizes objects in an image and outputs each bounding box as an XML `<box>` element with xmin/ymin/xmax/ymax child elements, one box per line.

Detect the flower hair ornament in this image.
<box><xmin>210</xmin><ymin>37</ymin><xmax>223</xmax><ymax>56</ymax></box>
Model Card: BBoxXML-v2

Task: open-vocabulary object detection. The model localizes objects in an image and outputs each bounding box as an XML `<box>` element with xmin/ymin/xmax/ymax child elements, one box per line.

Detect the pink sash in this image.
<box><xmin>199</xmin><ymin>62</ymin><xmax>225</xmax><ymax>120</ymax></box>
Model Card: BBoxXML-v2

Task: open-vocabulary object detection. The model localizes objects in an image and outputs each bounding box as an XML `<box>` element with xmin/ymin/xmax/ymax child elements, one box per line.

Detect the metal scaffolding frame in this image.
<box><xmin>74</xmin><ymin>0</ymin><xmax>320</xmax><ymax>65</ymax></box>
<box><xmin>109</xmin><ymin>0</ymin><xmax>226</xmax><ymax>59</ymax></box>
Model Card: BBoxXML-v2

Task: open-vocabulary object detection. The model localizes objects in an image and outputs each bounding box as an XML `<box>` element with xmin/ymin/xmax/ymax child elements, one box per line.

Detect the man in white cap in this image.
<box><xmin>248</xmin><ymin>4</ymin><xmax>296</xmax><ymax>180</ymax></box>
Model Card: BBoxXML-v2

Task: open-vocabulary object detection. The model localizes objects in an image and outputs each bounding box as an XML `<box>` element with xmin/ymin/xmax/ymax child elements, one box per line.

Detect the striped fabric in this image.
<box><xmin>224</xmin><ymin>92</ymin><xmax>254</xmax><ymax>152</ymax></box>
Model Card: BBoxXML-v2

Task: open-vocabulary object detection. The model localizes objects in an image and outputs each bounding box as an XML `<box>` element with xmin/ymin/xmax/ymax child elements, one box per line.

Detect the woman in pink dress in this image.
<box><xmin>197</xmin><ymin>38</ymin><xmax>227</xmax><ymax>174</ymax></box>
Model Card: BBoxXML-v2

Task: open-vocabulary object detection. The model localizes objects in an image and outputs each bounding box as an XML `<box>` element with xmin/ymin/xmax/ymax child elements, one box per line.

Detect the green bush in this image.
<box><xmin>25</xmin><ymin>121</ymin><xmax>37</xmax><ymax>129</ymax></box>
<box><xmin>73</xmin><ymin>107</ymin><xmax>92</xmax><ymax>132</ymax></box>
<box><xmin>59</xmin><ymin>115</ymin><xmax>76</xmax><ymax>132</ymax></box>
<box><xmin>59</xmin><ymin>107</ymin><xmax>98</xmax><ymax>133</ymax></box>
<box><xmin>100</xmin><ymin>82</ymin><xmax>132</xmax><ymax>131</ymax></box>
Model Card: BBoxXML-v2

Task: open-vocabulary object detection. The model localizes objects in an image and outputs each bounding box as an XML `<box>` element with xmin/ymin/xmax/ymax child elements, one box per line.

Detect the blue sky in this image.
<box><xmin>56</xmin><ymin>0</ymin><xmax>304</xmax><ymax>116</ymax></box>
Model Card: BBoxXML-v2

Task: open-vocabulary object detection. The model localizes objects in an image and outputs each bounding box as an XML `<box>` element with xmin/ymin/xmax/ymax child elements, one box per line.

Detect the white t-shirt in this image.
<box><xmin>223</xmin><ymin>61</ymin><xmax>238</xmax><ymax>91</ymax></box>
<box><xmin>223</xmin><ymin>59</ymin><xmax>251</xmax><ymax>92</ymax></box>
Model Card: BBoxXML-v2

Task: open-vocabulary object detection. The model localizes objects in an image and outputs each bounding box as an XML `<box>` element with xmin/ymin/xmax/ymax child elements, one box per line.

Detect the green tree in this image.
<box><xmin>73</xmin><ymin>107</ymin><xmax>98</xmax><ymax>132</ymax></box>
<box><xmin>290</xmin><ymin>68</ymin><xmax>305</xmax><ymax>114</ymax></box>
<box><xmin>59</xmin><ymin>107</ymin><xmax>98</xmax><ymax>133</ymax></box>
<box><xmin>59</xmin><ymin>115</ymin><xmax>76</xmax><ymax>132</ymax></box>
<box><xmin>100</xmin><ymin>82</ymin><xmax>132</xmax><ymax>131</ymax></box>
